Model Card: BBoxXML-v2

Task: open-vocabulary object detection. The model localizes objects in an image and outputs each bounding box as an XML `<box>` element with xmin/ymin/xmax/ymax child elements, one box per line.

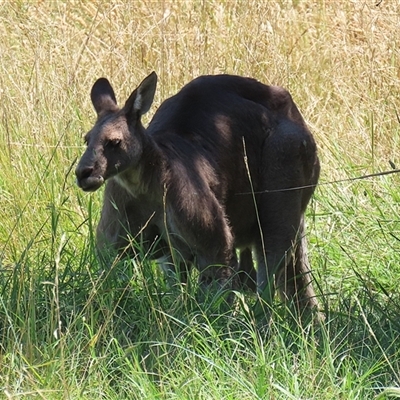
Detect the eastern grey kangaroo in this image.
<box><xmin>76</xmin><ymin>72</ymin><xmax>320</xmax><ymax>315</ymax></box>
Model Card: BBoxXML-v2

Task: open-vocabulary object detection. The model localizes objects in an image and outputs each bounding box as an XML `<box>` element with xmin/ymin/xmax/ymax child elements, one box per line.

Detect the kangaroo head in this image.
<box><xmin>75</xmin><ymin>72</ymin><xmax>157</xmax><ymax>192</ymax></box>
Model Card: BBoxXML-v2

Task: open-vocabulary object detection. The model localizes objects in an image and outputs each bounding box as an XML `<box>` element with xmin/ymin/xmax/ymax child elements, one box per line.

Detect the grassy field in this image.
<box><xmin>0</xmin><ymin>1</ymin><xmax>400</xmax><ymax>399</ymax></box>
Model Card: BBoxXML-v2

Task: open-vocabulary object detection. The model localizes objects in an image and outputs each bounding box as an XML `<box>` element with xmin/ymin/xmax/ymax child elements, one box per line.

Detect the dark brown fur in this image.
<box><xmin>75</xmin><ymin>72</ymin><xmax>320</xmax><ymax>314</ymax></box>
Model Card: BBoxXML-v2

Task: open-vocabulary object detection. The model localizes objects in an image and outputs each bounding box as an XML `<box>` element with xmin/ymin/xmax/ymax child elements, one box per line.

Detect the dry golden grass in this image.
<box><xmin>0</xmin><ymin>0</ymin><xmax>399</xmax><ymax>263</ymax></box>
<box><xmin>1</xmin><ymin>1</ymin><xmax>399</xmax><ymax>174</ymax></box>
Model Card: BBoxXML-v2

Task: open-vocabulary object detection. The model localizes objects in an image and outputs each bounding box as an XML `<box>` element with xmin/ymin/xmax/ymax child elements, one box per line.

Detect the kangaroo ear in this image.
<box><xmin>91</xmin><ymin>78</ymin><xmax>118</xmax><ymax>115</ymax></box>
<box><xmin>123</xmin><ymin>72</ymin><xmax>157</xmax><ymax>119</ymax></box>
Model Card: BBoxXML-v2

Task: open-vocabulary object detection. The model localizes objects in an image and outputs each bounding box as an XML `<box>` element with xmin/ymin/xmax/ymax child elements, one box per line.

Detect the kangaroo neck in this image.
<box><xmin>113</xmin><ymin>137</ymin><xmax>164</xmax><ymax>199</ymax></box>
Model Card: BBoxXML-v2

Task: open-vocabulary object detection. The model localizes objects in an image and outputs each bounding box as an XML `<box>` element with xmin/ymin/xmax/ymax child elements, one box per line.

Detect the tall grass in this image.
<box><xmin>0</xmin><ymin>1</ymin><xmax>399</xmax><ymax>398</ymax></box>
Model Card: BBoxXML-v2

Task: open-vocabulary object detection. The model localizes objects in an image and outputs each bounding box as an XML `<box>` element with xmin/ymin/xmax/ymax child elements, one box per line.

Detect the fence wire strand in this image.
<box><xmin>3</xmin><ymin>141</ymin><xmax>399</xmax><ymax>193</ymax></box>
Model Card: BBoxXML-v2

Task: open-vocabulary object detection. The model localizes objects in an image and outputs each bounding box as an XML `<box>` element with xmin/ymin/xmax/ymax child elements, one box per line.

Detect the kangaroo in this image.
<box><xmin>75</xmin><ymin>72</ymin><xmax>320</xmax><ymax>315</ymax></box>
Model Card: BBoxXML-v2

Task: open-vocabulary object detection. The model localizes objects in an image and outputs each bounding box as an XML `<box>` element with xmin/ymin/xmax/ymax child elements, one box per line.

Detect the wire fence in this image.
<box><xmin>4</xmin><ymin>142</ymin><xmax>84</xmax><ymax>149</ymax></box>
<box><xmin>237</xmin><ymin>168</ymin><xmax>400</xmax><ymax>195</ymax></box>
<box><xmin>2</xmin><ymin>141</ymin><xmax>399</xmax><ymax>193</ymax></box>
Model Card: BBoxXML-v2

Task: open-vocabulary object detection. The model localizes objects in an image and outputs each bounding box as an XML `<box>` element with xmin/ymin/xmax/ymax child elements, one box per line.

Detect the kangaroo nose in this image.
<box><xmin>76</xmin><ymin>166</ymin><xmax>93</xmax><ymax>181</ymax></box>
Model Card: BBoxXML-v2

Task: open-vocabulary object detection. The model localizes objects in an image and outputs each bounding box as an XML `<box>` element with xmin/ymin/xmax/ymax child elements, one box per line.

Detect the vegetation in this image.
<box><xmin>0</xmin><ymin>1</ymin><xmax>399</xmax><ymax>398</ymax></box>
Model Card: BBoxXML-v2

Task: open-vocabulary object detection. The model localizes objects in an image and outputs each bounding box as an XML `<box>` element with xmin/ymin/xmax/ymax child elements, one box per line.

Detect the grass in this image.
<box><xmin>0</xmin><ymin>1</ymin><xmax>400</xmax><ymax>398</ymax></box>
